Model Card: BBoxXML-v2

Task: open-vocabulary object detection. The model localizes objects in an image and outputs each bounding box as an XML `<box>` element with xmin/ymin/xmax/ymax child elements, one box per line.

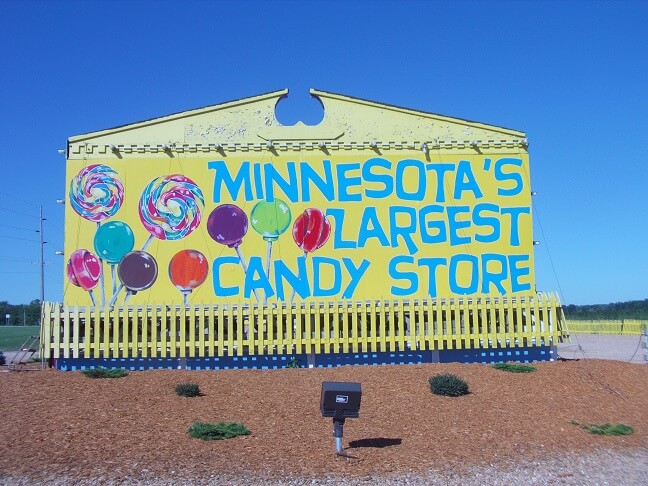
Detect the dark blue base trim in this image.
<box><xmin>53</xmin><ymin>345</ymin><xmax>556</xmax><ymax>371</ymax></box>
<box><xmin>439</xmin><ymin>346</ymin><xmax>556</xmax><ymax>364</ymax></box>
<box><xmin>316</xmin><ymin>350</ymin><xmax>434</xmax><ymax>367</ymax></box>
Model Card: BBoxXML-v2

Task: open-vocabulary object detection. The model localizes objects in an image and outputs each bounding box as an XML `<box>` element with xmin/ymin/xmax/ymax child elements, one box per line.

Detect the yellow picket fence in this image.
<box><xmin>41</xmin><ymin>292</ymin><xmax>567</xmax><ymax>360</ymax></box>
<box><xmin>565</xmin><ymin>319</ymin><xmax>646</xmax><ymax>335</ymax></box>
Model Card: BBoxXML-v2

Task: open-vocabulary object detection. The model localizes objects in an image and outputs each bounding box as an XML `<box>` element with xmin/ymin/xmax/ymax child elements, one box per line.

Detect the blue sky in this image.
<box><xmin>0</xmin><ymin>0</ymin><xmax>646</xmax><ymax>306</ymax></box>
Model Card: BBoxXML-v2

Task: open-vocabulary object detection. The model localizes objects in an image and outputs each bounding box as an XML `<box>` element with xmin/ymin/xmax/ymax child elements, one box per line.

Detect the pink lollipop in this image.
<box><xmin>290</xmin><ymin>208</ymin><xmax>331</xmax><ymax>302</ymax></box>
<box><xmin>138</xmin><ymin>174</ymin><xmax>204</xmax><ymax>250</ymax></box>
<box><xmin>66</xmin><ymin>249</ymin><xmax>101</xmax><ymax>305</ymax></box>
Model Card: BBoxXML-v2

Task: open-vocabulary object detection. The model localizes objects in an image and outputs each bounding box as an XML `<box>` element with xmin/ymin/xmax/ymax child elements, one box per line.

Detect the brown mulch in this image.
<box><xmin>0</xmin><ymin>359</ymin><xmax>646</xmax><ymax>483</ymax></box>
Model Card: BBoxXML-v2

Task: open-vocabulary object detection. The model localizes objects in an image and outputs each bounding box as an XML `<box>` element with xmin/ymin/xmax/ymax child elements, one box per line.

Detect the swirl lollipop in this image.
<box><xmin>138</xmin><ymin>174</ymin><xmax>204</xmax><ymax>250</ymax></box>
<box><xmin>207</xmin><ymin>204</ymin><xmax>259</xmax><ymax>301</ymax></box>
<box><xmin>94</xmin><ymin>221</ymin><xmax>135</xmax><ymax>295</ymax></box>
<box><xmin>69</xmin><ymin>164</ymin><xmax>124</xmax><ymax>222</ymax></box>
<box><xmin>69</xmin><ymin>164</ymin><xmax>124</xmax><ymax>303</ymax></box>
<box><xmin>109</xmin><ymin>251</ymin><xmax>158</xmax><ymax>306</ymax></box>
<box><xmin>290</xmin><ymin>208</ymin><xmax>331</xmax><ymax>301</ymax></box>
<box><xmin>169</xmin><ymin>249</ymin><xmax>209</xmax><ymax>305</ymax></box>
<box><xmin>66</xmin><ymin>249</ymin><xmax>101</xmax><ymax>306</ymax></box>
<box><xmin>250</xmin><ymin>199</ymin><xmax>292</xmax><ymax>280</ymax></box>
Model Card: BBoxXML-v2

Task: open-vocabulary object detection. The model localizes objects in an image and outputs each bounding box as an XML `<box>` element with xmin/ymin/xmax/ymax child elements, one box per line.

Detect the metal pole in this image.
<box><xmin>39</xmin><ymin>205</ymin><xmax>44</xmax><ymax>304</ymax></box>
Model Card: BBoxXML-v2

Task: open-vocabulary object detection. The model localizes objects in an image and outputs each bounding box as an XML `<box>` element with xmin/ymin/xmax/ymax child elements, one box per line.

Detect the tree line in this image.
<box><xmin>0</xmin><ymin>300</ymin><xmax>42</xmax><ymax>326</ymax></box>
<box><xmin>564</xmin><ymin>298</ymin><xmax>648</xmax><ymax>320</ymax></box>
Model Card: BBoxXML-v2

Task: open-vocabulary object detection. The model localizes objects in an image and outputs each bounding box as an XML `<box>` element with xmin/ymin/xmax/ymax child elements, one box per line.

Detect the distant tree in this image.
<box><xmin>0</xmin><ymin>299</ymin><xmax>42</xmax><ymax>325</ymax></box>
<box><xmin>564</xmin><ymin>299</ymin><xmax>648</xmax><ymax>320</ymax></box>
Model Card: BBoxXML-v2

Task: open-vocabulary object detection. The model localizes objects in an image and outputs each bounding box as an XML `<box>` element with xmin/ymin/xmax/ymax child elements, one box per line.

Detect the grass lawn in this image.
<box><xmin>0</xmin><ymin>326</ymin><xmax>40</xmax><ymax>351</ymax></box>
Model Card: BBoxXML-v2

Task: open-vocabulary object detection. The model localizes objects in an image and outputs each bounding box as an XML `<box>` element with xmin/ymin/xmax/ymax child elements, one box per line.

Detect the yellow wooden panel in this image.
<box><xmin>235</xmin><ymin>304</ymin><xmax>243</xmax><ymax>356</ymax></box>
<box><xmin>217</xmin><ymin>305</ymin><xmax>225</xmax><ymax>357</ymax></box>
<box><xmin>154</xmin><ymin>306</ymin><xmax>160</xmax><ymax>356</ymax></box>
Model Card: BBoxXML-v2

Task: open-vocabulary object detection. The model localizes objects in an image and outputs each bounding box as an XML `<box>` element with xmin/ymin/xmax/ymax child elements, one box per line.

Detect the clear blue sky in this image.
<box><xmin>1</xmin><ymin>0</ymin><xmax>646</xmax><ymax>306</ymax></box>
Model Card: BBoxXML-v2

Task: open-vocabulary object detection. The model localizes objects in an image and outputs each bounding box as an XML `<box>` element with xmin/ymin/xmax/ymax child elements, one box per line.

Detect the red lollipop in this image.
<box><xmin>292</xmin><ymin>208</ymin><xmax>331</xmax><ymax>253</ymax></box>
<box><xmin>67</xmin><ymin>249</ymin><xmax>102</xmax><ymax>305</ymax></box>
<box><xmin>169</xmin><ymin>249</ymin><xmax>209</xmax><ymax>305</ymax></box>
<box><xmin>290</xmin><ymin>208</ymin><xmax>331</xmax><ymax>302</ymax></box>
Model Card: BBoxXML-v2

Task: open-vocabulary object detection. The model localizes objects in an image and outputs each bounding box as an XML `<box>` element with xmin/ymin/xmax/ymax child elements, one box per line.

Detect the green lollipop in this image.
<box><xmin>250</xmin><ymin>199</ymin><xmax>292</xmax><ymax>285</ymax></box>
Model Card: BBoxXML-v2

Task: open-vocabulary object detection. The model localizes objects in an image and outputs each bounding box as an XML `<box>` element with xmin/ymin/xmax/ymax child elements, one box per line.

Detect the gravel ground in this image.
<box><xmin>1</xmin><ymin>449</ymin><xmax>647</xmax><ymax>485</ymax></box>
<box><xmin>557</xmin><ymin>333</ymin><xmax>647</xmax><ymax>364</ymax></box>
<box><xmin>1</xmin><ymin>333</ymin><xmax>646</xmax><ymax>485</ymax></box>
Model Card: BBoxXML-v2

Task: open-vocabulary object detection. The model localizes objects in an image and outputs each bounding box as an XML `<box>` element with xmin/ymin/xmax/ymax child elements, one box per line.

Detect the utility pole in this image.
<box><xmin>39</xmin><ymin>205</ymin><xmax>45</xmax><ymax>305</ymax></box>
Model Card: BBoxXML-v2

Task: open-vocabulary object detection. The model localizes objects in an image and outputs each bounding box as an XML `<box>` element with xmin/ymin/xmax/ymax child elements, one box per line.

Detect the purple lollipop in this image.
<box><xmin>109</xmin><ymin>251</ymin><xmax>158</xmax><ymax>305</ymax></box>
<box><xmin>207</xmin><ymin>204</ymin><xmax>248</xmax><ymax>247</ymax></box>
<box><xmin>206</xmin><ymin>204</ymin><xmax>258</xmax><ymax>301</ymax></box>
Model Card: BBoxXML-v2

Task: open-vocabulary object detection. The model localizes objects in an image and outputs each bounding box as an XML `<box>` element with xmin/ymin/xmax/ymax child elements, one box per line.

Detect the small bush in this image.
<box><xmin>81</xmin><ymin>367</ymin><xmax>129</xmax><ymax>379</ymax></box>
<box><xmin>285</xmin><ymin>357</ymin><xmax>301</xmax><ymax>368</ymax></box>
<box><xmin>492</xmin><ymin>363</ymin><xmax>537</xmax><ymax>373</ymax></box>
<box><xmin>571</xmin><ymin>420</ymin><xmax>634</xmax><ymax>436</ymax></box>
<box><xmin>429</xmin><ymin>373</ymin><xmax>469</xmax><ymax>397</ymax></box>
<box><xmin>188</xmin><ymin>422</ymin><xmax>251</xmax><ymax>441</ymax></box>
<box><xmin>0</xmin><ymin>351</ymin><xmax>5</xmax><ymax>366</ymax></box>
<box><xmin>175</xmin><ymin>383</ymin><xmax>201</xmax><ymax>397</ymax></box>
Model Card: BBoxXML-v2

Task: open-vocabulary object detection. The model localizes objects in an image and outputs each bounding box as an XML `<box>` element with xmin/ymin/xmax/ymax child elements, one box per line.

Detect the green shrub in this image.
<box><xmin>0</xmin><ymin>351</ymin><xmax>5</xmax><ymax>366</ymax></box>
<box><xmin>570</xmin><ymin>420</ymin><xmax>634</xmax><ymax>436</ymax></box>
<box><xmin>188</xmin><ymin>422</ymin><xmax>251</xmax><ymax>441</ymax></box>
<box><xmin>81</xmin><ymin>367</ymin><xmax>129</xmax><ymax>379</ymax></box>
<box><xmin>429</xmin><ymin>373</ymin><xmax>469</xmax><ymax>397</ymax></box>
<box><xmin>492</xmin><ymin>362</ymin><xmax>537</xmax><ymax>373</ymax></box>
<box><xmin>175</xmin><ymin>383</ymin><xmax>201</xmax><ymax>397</ymax></box>
<box><xmin>285</xmin><ymin>357</ymin><xmax>301</xmax><ymax>368</ymax></box>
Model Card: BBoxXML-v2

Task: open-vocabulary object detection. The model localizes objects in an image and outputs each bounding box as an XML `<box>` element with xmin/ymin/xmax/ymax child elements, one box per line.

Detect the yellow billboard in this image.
<box><xmin>63</xmin><ymin>152</ymin><xmax>534</xmax><ymax>306</ymax></box>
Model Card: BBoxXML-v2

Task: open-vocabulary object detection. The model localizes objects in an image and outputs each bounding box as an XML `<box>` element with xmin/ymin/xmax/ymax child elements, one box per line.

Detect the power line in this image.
<box><xmin>0</xmin><ymin>205</ymin><xmax>38</xmax><ymax>218</ymax></box>
<box><xmin>0</xmin><ymin>234</ymin><xmax>40</xmax><ymax>243</ymax></box>
<box><xmin>0</xmin><ymin>256</ymin><xmax>41</xmax><ymax>263</ymax></box>
<box><xmin>0</xmin><ymin>271</ymin><xmax>39</xmax><ymax>274</ymax></box>
<box><xmin>0</xmin><ymin>223</ymin><xmax>36</xmax><ymax>232</ymax></box>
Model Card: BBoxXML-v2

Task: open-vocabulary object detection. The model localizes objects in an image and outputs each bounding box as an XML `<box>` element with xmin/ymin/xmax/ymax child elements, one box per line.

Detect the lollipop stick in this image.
<box><xmin>99</xmin><ymin>260</ymin><xmax>106</xmax><ymax>306</ymax></box>
<box><xmin>265</xmin><ymin>241</ymin><xmax>272</xmax><ymax>279</ymax></box>
<box><xmin>96</xmin><ymin>222</ymin><xmax>106</xmax><ymax>306</ymax></box>
<box><xmin>124</xmin><ymin>291</ymin><xmax>132</xmax><ymax>304</ymax></box>
<box><xmin>142</xmin><ymin>234</ymin><xmax>154</xmax><ymax>251</ymax></box>
<box><xmin>290</xmin><ymin>251</ymin><xmax>309</xmax><ymax>303</ymax></box>
<box><xmin>109</xmin><ymin>283</ymin><xmax>124</xmax><ymax>307</ymax></box>
<box><xmin>234</xmin><ymin>246</ymin><xmax>260</xmax><ymax>302</ymax></box>
<box><xmin>264</xmin><ymin>241</ymin><xmax>273</xmax><ymax>305</ymax></box>
<box><xmin>111</xmin><ymin>264</ymin><xmax>117</xmax><ymax>294</ymax></box>
<box><xmin>88</xmin><ymin>290</ymin><xmax>96</xmax><ymax>307</ymax></box>
<box><xmin>182</xmin><ymin>290</ymin><xmax>190</xmax><ymax>306</ymax></box>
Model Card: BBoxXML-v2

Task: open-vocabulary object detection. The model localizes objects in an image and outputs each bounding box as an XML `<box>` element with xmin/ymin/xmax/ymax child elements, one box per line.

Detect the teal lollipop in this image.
<box><xmin>250</xmin><ymin>199</ymin><xmax>292</xmax><ymax>281</ymax></box>
<box><xmin>94</xmin><ymin>221</ymin><xmax>135</xmax><ymax>295</ymax></box>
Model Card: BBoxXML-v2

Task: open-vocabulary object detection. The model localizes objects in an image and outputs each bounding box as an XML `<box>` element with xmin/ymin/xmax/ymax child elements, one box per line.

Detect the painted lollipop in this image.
<box><xmin>66</xmin><ymin>249</ymin><xmax>102</xmax><ymax>305</ymax></box>
<box><xmin>69</xmin><ymin>164</ymin><xmax>124</xmax><ymax>222</ymax></box>
<box><xmin>169</xmin><ymin>249</ymin><xmax>209</xmax><ymax>305</ymax></box>
<box><xmin>138</xmin><ymin>174</ymin><xmax>204</xmax><ymax>249</ymax></box>
<box><xmin>69</xmin><ymin>164</ymin><xmax>124</xmax><ymax>303</ymax></box>
<box><xmin>290</xmin><ymin>208</ymin><xmax>331</xmax><ymax>301</ymax></box>
<box><xmin>110</xmin><ymin>251</ymin><xmax>158</xmax><ymax>305</ymax></box>
<box><xmin>250</xmin><ymin>199</ymin><xmax>292</xmax><ymax>280</ymax></box>
<box><xmin>94</xmin><ymin>221</ymin><xmax>135</xmax><ymax>295</ymax></box>
<box><xmin>207</xmin><ymin>204</ymin><xmax>259</xmax><ymax>301</ymax></box>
